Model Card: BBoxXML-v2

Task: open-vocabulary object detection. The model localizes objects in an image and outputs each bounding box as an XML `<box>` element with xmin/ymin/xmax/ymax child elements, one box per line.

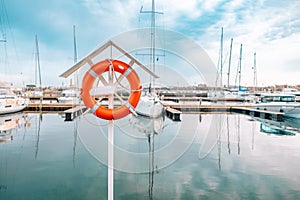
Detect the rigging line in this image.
<box><xmin>4</xmin><ymin>1</ymin><xmax>19</xmax><ymax>59</ymax></box>
<box><xmin>112</xmin><ymin>66</ymin><xmax>142</xmax><ymax>92</ymax></box>
<box><xmin>0</xmin><ymin>0</ymin><xmax>6</xmax><ymax>38</ymax></box>
<box><xmin>1</xmin><ymin>37</ymin><xmax>8</xmax><ymax>74</ymax></box>
<box><xmin>1</xmin><ymin>0</ymin><xmax>20</xmax><ymax>68</ymax></box>
<box><xmin>234</xmin><ymin>51</ymin><xmax>241</xmax><ymax>88</ymax></box>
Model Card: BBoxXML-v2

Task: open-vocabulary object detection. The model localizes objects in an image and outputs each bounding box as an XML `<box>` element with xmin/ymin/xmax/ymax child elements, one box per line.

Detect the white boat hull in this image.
<box><xmin>0</xmin><ymin>87</ymin><xmax>28</xmax><ymax>115</ymax></box>
<box><xmin>0</xmin><ymin>99</ymin><xmax>27</xmax><ymax>115</ymax></box>
<box><xmin>135</xmin><ymin>94</ymin><xmax>164</xmax><ymax>119</ymax></box>
<box><xmin>0</xmin><ymin>105</ymin><xmax>27</xmax><ymax>115</ymax></box>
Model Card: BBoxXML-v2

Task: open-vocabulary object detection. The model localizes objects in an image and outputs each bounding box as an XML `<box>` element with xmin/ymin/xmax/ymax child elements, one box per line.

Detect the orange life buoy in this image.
<box><xmin>81</xmin><ymin>59</ymin><xmax>142</xmax><ymax>120</ymax></box>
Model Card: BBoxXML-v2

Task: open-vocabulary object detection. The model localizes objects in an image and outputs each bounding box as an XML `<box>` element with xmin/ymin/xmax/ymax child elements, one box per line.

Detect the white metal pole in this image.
<box><xmin>108</xmin><ymin>120</ymin><xmax>114</xmax><ymax>200</ymax></box>
<box><xmin>108</xmin><ymin>60</ymin><xmax>114</xmax><ymax>200</ymax></box>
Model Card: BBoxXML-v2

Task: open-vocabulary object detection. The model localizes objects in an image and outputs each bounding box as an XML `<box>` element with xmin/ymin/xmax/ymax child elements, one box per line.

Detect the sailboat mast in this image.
<box><xmin>35</xmin><ymin>35</ymin><xmax>42</xmax><ymax>88</ymax></box>
<box><xmin>73</xmin><ymin>25</ymin><xmax>79</xmax><ymax>88</ymax></box>
<box><xmin>0</xmin><ymin>3</ymin><xmax>7</xmax><ymax>75</ymax></box>
<box><xmin>238</xmin><ymin>44</ymin><xmax>242</xmax><ymax>90</ymax></box>
<box><xmin>73</xmin><ymin>25</ymin><xmax>77</xmax><ymax>64</ymax></box>
<box><xmin>0</xmin><ymin>1</ymin><xmax>7</xmax><ymax>42</ymax></box>
<box><xmin>220</xmin><ymin>27</ymin><xmax>223</xmax><ymax>87</ymax></box>
<box><xmin>227</xmin><ymin>38</ymin><xmax>233</xmax><ymax>88</ymax></box>
<box><xmin>150</xmin><ymin>0</ymin><xmax>156</xmax><ymax>93</ymax></box>
<box><xmin>253</xmin><ymin>52</ymin><xmax>257</xmax><ymax>91</ymax></box>
<box><xmin>139</xmin><ymin>0</ymin><xmax>163</xmax><ymax>92</ymax></box>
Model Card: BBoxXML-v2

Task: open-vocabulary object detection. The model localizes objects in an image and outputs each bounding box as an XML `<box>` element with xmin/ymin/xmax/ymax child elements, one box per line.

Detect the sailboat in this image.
<box><xmin>135</xmin><ymin>0</ymin><xmax>164</xmax><ymax>118</ymax></box>
<box><xmin>207</xmin><ymin>27</ymin><xmax>226</xmax><ymax>99</ymax></box>
<box><xmin>0</xmin><ymin>2</ymin><xmax>28</xmax><ymax>115</ymax></box>
<box><xmin>224</xmin><ymin>43</ymin><xmax>250</xmax><ymax>100</ymax></box>
<box><xmin>58</xmin><ymin>25</ymin><xmax>81</xmax><ymax>104</ymax></box>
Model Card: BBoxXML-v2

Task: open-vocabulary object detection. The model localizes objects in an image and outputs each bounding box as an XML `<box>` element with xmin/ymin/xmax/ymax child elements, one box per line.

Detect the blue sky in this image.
<box><xmin>0</xmin><ymin>0</ymin><xmax>299</xmax><ymax>87</ymax></box>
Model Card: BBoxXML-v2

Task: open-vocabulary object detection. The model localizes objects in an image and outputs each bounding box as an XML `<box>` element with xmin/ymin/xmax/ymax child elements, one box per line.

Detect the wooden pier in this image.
<box><xmin>160</xmin><ymin>96</ymin><xmax>248</xmax><ymax>103</ymax></box>
<box><xmin>161</xmin><ymin>101</ymin><xmax>285</xmax><ymax>122</ymax></box>
<box><xmin>165</xmin><ymin>107</ymin><xmax>182</xmax><ymax>121</ymax></box>
<box><xmin>25</xmin><ymin>103</ymin><xmax>76</xmax><ymax>113</ymax></box>
<box><xmin>29</xmin><ymin>96</ymin><xmax>58</xmax><ymax>103</ymax></box>
<box><xmin>230</xmin><ymin>107</ymin><xmax>284</xmax><ymax>122</ymax></box>
<box><xmin>64</xmin><ymin>106</ymin><xmax>87</xmax><ymax>121</ymax></box>
<box><xmin>25</xmin><ymin>103</ymin><xmax>86</xmax><ymax>121</ymax></box>
<box><xmin>161</xmin><ymin>101</ymin><xmax>237</xmax><ymax>114</ymax></box>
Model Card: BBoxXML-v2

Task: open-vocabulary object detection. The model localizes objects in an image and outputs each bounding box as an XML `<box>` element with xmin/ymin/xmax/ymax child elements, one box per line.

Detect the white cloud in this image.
<box><xmin>195</xmin><ymin>0</ymin><xmax>300</xmax><ymax>86</ymax></box>
<box><xmin>3</xmin><ymin>0</ymin><xmax>300</xmax><ymax>87</ymax></box>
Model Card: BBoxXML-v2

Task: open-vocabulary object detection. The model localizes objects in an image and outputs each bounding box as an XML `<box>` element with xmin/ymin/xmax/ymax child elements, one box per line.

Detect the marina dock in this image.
<box><xmin>161</xmin><ymin>101</ymin><xmax>285</xmax><ymax>121</ymax></box>
<box><xmin>230</xmin><ymin>107</ymin><xmax>284</xmax><ymax>122</ymax></box>
<box><xmin>24</xmin><ymin>99</ymin><xmax>286</xmax><ymax>122</ymax></box>
<box><xmin>64</xmin><ymin>106</ymin><xmax>87</xmax><ymax>121</ymax></box>
<box><xmin>165</xmin><ymin>107</ymin><xmax>182</xmax><ymax>121</ymax></box>
<box><xmin>25</xmin><ymin>103</ymin><xmax>75</xmax><ymax>112</ymax></box>
<box><xmin>160</xmin><ymin>96</ymin><xmax>249</xmax><ymax>102</ymax></box>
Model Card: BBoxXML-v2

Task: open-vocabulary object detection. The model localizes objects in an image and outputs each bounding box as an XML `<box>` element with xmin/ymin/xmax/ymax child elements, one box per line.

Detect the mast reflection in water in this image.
<box><xmin>130</xmin><ymin>111</ymin><xmax>165</xmax><ymax>200</ymax></box>
<box><xmin>1</xmin><ymin>113</ymin><xmax>300</xmax><ymax>199</ymax></box>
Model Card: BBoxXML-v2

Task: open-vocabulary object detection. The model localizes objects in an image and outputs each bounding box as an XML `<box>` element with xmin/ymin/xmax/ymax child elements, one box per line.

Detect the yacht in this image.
<box><xmin>252</xmin><ymin>93</ymin><xmax>300</xmax><ymax>118</ymax></box>
<box><xmin>282</xmin><ymin>88</ymin><xmax>300</xmax><ymax>101</ymax></box>
<box><xmin>0</xmin><ymin>87</ymin><xmax>28</xmax><ymax>115</ymax></box>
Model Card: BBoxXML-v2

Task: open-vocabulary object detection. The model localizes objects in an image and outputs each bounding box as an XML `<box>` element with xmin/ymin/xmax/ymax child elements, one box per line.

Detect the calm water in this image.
<box><xmin>0</xmin><ymin>111</ymin><xmax>300</xmax><ymax>200</ymax></box>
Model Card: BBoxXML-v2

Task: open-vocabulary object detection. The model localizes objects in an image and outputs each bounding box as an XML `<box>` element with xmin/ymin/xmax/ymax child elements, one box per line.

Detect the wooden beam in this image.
<box><xmin>59</xmin><ymin>40</ymin><xmax>159</xmax><ymax>79</ymax></box>
<box><xmin>59</xmin><ymin>41</ymin><xmax>111</xmax><ymax>78</ymax></box>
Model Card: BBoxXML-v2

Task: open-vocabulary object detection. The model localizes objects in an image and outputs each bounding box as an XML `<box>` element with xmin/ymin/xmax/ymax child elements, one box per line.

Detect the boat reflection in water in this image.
<box><xmin>0</xmin><ymin>112</ymin><xmax>29</xmax><ymax>143</ymax></box>
<box><xmin>130</xmin><ymin>102</ymin><xmax>165</xmax><ymax>135</ymax></box>
<box><xmin>257</xmin><ymin>117</ymin><xmax>300</xmax><ymax>136</ymax></box>
<box><xmin>130</xmin><ymin>107</ymin><xmax>165</xmax><ymax>200</ymax></box>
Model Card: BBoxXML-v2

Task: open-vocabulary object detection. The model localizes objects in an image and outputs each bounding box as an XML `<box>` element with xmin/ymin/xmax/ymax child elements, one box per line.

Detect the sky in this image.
<box><xmin>0</xmin><ymin>0</ymin><xmax>299</xmax><ymax>87</ymax></box>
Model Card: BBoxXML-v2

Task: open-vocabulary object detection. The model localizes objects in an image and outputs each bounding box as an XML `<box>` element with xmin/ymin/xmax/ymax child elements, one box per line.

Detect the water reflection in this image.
<box><xmin>226</xmin><ymin>115</ymin><xmax>231</xmax><ymax>154</ymax></box>
<box><xmin>130</xmin><ymin>113</ymin><xmax>165</xmax><ymax>200</ymax></box>
<box><xmin>214</xmin><ymin>114</ymin><xmax>300</xmax><ymax>168</ymax></box>
<box><xmin>0</xmin><ymin>112</ymin><xmax>29</xmax><ymax>144</ymax></box>
<box><xmin>2</xmin><ymin>113</ymin><xmax>300</xmax><ymax>199</ymax></box>
<box><xmin>73</xmin><ymin>118</ymin><xmax>79</xmax><ymax>167</ymax></box>
<box><xmin>34</xmin><ymin>113</ymin><xmax>42</xmax><ymax>159</ymax></box>
<box><xmin>199</xmin><ymin>113</ymin><xmax>245</xmax><ymax>170</ymax></box>
<box><xmin>255</xmin><ymin>117</ymin><xmax>300</xmax><ymax>136</ymax></box>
